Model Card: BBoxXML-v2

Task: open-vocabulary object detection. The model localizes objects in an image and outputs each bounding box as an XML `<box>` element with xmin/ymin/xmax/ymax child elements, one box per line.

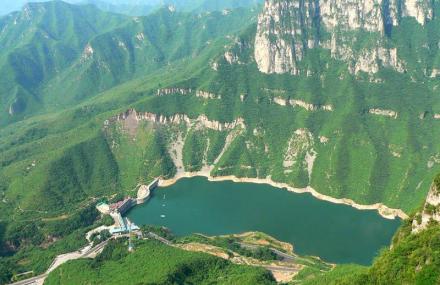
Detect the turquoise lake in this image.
<box><xmin>127</xmin><ymin>176</ymin><xmax>401</xmax><ymax>265</ymax></box>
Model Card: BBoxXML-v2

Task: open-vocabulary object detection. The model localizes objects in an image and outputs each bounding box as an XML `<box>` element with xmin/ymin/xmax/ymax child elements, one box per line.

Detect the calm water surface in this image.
<box><xmin>127</xmin><ymin>177</ymin><xmax>401</xmax><ymax>265</ymax></box>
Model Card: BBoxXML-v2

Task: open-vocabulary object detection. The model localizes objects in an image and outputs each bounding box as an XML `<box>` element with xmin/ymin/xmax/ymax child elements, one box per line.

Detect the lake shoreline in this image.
<box><xmin>159</xmin><ymin>171</ymin><xmax>409</xmax><ymax>220</ymax></box>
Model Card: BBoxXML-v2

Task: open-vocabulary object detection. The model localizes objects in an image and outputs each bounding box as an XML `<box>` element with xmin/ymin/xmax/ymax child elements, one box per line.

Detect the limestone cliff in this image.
<box><xmin>110</xmin><ymin>109</ymin><xmax>246</xmax><ymax>132</ymax></box>
<box><xmin>255</xmin><ymin>0</ymin><xmax>319</xmax><ymax>74</ymax></box>
<box><xmin>255</xmin><ymin>0</ymin><xmax>433</xmax><ymax>75</ymax></box>
<box><xmin>403</xmin><ymin>0</ymin><xmax>433</xmax><ymax>25</ymax></box>
<box><xmin>412</xmin><ymin>183</ymin><xmax>440</xmax><ymax>233</ymax></box>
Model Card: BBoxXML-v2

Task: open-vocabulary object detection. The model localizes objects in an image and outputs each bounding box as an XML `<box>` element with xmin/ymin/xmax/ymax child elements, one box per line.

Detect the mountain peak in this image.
<box><xmin>21</xmin><ymin>2</ymin><xmax>47</xmax><ymax>20</ymax></box>
<box><xmin>19</xmin><ymin>1</ymin><xmax>84</xmax><ymax>21</ymax></box>
<box><xmin>23</xmin><ymin>0</ymin><xmax>69</xmax><ymax>11</ymax></box>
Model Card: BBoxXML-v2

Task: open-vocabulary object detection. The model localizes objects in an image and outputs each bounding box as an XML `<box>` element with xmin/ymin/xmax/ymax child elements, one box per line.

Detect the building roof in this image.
<box><xmin>109</xmin><ymin>197</ymin><xmax>132</xmax><ymax>211</ymax></box>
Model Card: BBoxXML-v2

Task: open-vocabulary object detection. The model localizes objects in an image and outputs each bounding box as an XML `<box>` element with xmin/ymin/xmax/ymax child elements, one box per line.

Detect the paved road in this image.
<box><xmin>270</xmin><ymin>248</ymin><xmax>297</xmax><ymax>262</ymax></box>
<box><xmin>143</xmin><ymin>234</ymin><xmax>301</xmax><ymax>274</ymax></box>
<box><xmin>10</xmin><ymin>234</ymin><xmax>297</xmax><ymax>285</ymax></box>
<box><xmin>9</xmin><ymin>240</ymin><xmax>111</xmax><ymax>285</ymax></box>
<box><xmin>8</xmin><ymin>274</ymin><xmax>47</xmax><ymax>285</ymax></box>
<box><xmin>146</xmin><ymin>232</ymin><xmax>172</xmax><ymax>245</ymax></box>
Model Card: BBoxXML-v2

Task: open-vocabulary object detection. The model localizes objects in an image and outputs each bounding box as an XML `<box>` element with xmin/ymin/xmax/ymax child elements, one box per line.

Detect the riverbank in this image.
<box><xmin>159</xmin><ymin>171</ymin><xmax>408</xmax><ymax>220</ymax></box>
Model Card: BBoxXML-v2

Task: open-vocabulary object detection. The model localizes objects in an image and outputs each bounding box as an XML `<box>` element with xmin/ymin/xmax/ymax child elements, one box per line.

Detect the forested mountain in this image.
<box><xmin>1</xmin><ymin>0</ymin><xmax>440</xmax><ymax>284</ymax></box>
<box><xmin>0</xmin><ymin>0</ymin><xmax>264</xmax><ymax>16</ymax></box>
<box><xmin>0</xmin><ymin>1</ymin><xmax>257</xmax><ymax>125</ymax></box>
<box><xmin>0</xmin><ymin>1</ymin><xmax>127</xmax><ymax>124</ymax></box>
<box><xmin>72</xmin><ymin>0</ymin><xmax>264</xmax><ymax>16</ymax></box>
<box><xmin>75</xmin><ymin>0</ymin><xmax>155</xmax><ymax>16</ymax></box>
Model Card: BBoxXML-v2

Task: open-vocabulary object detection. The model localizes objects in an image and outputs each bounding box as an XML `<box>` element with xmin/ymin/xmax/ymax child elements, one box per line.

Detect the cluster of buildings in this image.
<box><xmin>110</xmin><ymin>197</ymin><xmax>136</xmax><ymax>215</ymax></box>
<box><xmin>95</xmin><ymin>178</ymin><xmax>160</xmax><ymax>235</ymax></box>
<box><xmin>109</xmin><ymin>212</ymin><xmax>139</xmax><ymax>235</ymax></box>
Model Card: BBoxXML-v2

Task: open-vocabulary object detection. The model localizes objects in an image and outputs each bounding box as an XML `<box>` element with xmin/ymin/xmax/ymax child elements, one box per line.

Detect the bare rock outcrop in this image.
<box><xmin>156</xmin><ymin>88</ymin><xmax>192</xmax><ymax>96</ymax></box>
<box><xmin>319</xmin><ymin>0</ymin><xmax>399</xmax><ymax>33</ymax></box>
<box><xmin>255</xmin><ymin>0</ymin><xmax>432</xmax><ymax>75</ymax></box>
<box><xmin>80</xmin><ymin>44</ymin><xmax>94</xmax><ymax>62</ymax></box>
<box><xmin>196</xmin><ymin>90</ymin><xmax>221</xmax><ymax>100</ymax></box>
<box><xmin>369</xmin><ymin>108</ymin><xmax>398</xmax><ymax>119</ymax></box>
<box><xmin>353</xmin><ymin>47</ymin><xmax>405</xmax><ymax>74</ymax></box>
<box><xmin>412</xmin><ymin>184</ymin><xmax>440</xmax><ymax>233</ymax></box>
<box><xmin>283</xmin><ymin>128</ymin><xmax>317</xmax><ymax>180</ymax></box>
<box><xmin>8</xmin><ymin>104</ymin><xmax>14</xmax><ymax>116</ymax></box>
<box><xmin>255</xmin><ymin>0</ymin><xmax>319</xmax><ymax>75</ymax></box>
<box><xmin>273</xmin><ymin>97</ymin><xmax>333</xmax><ymax>112</ymax></box>
<box><xmin>111</xmin><ymin>109</ymin><xmax>245</xmax><ymax>132</ymax></box>
<box><xmin>156</xmin><ymin>88</ymin><xmax>220</xmax><ymax>100</ymax></box>
<box><xmin>403</xmin><ymin>0</ymin><xmax>433</xmax><ymax>25</ymax></box>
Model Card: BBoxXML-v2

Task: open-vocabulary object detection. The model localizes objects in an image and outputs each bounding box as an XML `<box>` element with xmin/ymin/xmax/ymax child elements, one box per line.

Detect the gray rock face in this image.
<box><xmin>403</xmin><ymin>0</ymin><xmax>433</xmax><ymax>25</ymax></box>
<box><xmin>412</xmin><ymin>184</ymin><xmax>440</xmax><ymax>234</ymax></box>
<box><xmin>255</xmin><ymin>0</ymin><xmax>433</xmax><ymax>75</ymax></box>
<box><xmin>255</xmin><ymin>0</ymin><xmax>319</xmax><ymax>74</ymax></box>
<box><xmin>8</xmin><ymin>104</ymin><xmax>14</xmax><ymax>116</ymax></box>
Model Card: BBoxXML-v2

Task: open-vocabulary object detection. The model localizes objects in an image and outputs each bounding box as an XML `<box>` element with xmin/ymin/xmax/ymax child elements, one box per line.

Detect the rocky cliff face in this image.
<box><xmin>255</xmin><ymin>0</ymin><xmax>319</xmax><ymax>74</ymax></box>
<box><xmin>412</xmin><ymin>183</ymin><xmax>440</xmax><ymax>233</ymax></box>
<box><xmin>403</xmin><ymin>0</ymin><xmax>434</xmax><ymax>25</ymax></box>
<box><xmin>255</xmin><ymin>0</ymin><xmax>433</xmax><ymax>75</ymax></box>
<box><xmin>111</xmin><ymin>109</ymin><xmax>246</xmax><ymax>132</ymax></box>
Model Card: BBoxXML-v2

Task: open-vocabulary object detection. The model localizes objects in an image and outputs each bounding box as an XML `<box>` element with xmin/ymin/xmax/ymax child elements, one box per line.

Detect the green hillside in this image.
<box><xmin>1</xmin><ymin>0</ymin><xmax>440</xmax><ymax>284</ymax></box>
<box><xmin>44</xmin><ymin>239</ymin><xmax>276</xmax><ymax>285</ymax></box>
<box><xmin>83</xmin><ymin>0</ymin><xmax>264</xmax><ymax>15</ymax></box>
<box><xmin>0</xmin><ymin>1</ymin><xmax>257</xmax><ymax>126</ymax></box>
<box><xmin>89</xmin><ymin>19</ymin><xmax>440</xmax><ymax>212</ymax></box>
<box><xmin>0</xmin><ymin>1</ymin><xmax>128</xmax><ymax>125</ymax></box>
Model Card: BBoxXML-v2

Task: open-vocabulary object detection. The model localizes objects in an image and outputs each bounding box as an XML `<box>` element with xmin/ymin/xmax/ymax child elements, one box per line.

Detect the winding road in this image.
<box><xmin>10</xmin><ymin>232</ymin><xmax>302</xmax><ymax>284</ymax></box>
<box><xmin>9</xmin><ymin>239</ymin><xmax>111</xmax><ymax>285</ymax></box>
